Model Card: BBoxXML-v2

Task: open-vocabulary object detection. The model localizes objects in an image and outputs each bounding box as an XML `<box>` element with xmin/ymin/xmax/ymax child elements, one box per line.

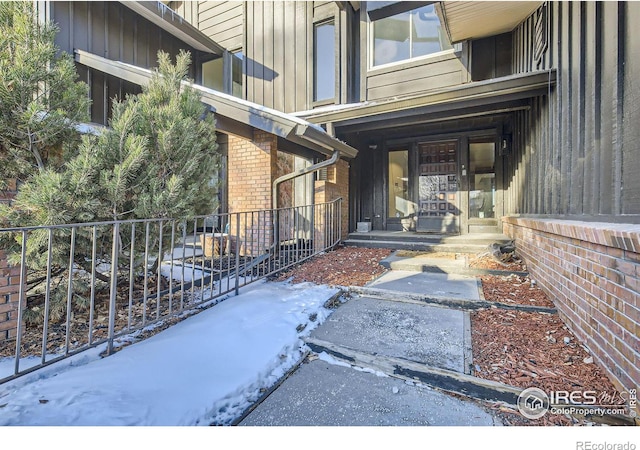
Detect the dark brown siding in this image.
<box><xmin>505</xmin><ymin>1</ymin><xmax>640</xmax><ymax>217</ymax></box>
<box><xmin>51</xmin><ymin>1</ymin><xmax>204</xmax><ymax>125</ymax></box>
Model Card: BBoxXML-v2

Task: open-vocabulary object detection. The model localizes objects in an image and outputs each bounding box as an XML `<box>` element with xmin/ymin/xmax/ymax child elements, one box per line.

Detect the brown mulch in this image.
<box><xmin>471</xmin><ymin>308</ymin><xmax>627</xmax><ymax>425</ymax></box>
<box><xmin>480</xmin><ymin>274</ymin><xmax>555</xmax><ymax>308</ymax></box>
<box><xmin>274</xmin><ymin>246</ymin><xmax>392</xmax><ymax>287</ymax></box>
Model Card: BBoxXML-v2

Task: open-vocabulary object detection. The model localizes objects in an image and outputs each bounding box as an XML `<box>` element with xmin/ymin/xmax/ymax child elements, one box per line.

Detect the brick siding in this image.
<box><xmin>503</xmin><ymin>216</ymin><xmax>640</xmax><ymax>398</ymax></box>
<box><xmin>0</xmin><ymin>181</ymin><xmax>24</xmax><ymax>342</ymax></box>
<box><xmin>314</xmin><ymin>159</ymin><xmax>350</xmax><ymax>242</ymax></box>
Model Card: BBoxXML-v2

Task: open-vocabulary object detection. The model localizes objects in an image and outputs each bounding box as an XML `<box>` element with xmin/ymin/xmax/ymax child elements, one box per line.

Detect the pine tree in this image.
<box><xmin>6</xmin><ymin>50</ymin><xmax>221</xmax><ymax>322</ymax></box>
<box><xmin>0</xmin><ymin>1</ymin><xmax>90</xmax><ymax>192</ymax></box>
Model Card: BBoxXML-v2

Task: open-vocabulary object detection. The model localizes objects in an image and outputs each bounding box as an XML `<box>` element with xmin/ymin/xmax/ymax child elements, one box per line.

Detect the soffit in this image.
<box><xmin>440</xmin><ymin>1</ymin><xmax>543</xmax><ymax>43</ymax></box>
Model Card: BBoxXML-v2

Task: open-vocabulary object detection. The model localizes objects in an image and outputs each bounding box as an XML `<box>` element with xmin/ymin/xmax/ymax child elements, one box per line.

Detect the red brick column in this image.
<box><xmin>503</xmin><ymin>216</ymin><xmax>640</xmax><ymax>407</ymax></box>
<box><xmin>0</xmin><ymin>251</ymin><xmax>23</xmax><ymax>341</ymax></box>
<box><xmin>314</xmin><ymin>159</ymin><xmax>350</xmax><ymax>247</ymax></box>
<box><xmin>227</xmin><ymin>130</ymin><xmax>278</xmax><ymax>256</ymax></box>
<box><xmin>0</xmin><ymin>181</ymin><xmax>24</xmax><ymax>342</ymax></box>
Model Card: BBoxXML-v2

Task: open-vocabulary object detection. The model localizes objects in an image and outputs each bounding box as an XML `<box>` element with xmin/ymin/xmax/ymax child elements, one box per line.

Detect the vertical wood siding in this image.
<box><xmin>51</xmin><ymin>1</ymin><xmax>202</xmax><ymax>125</ymax></box>
<box><xmin>505</xmin><ymin>1</ymin><xmax>639</xmax><ymax>216</ymax></box>
<box><xmin>245</xmin><ymin>1</ymin><xmax>318</xmax><ymax>112</ymax></box>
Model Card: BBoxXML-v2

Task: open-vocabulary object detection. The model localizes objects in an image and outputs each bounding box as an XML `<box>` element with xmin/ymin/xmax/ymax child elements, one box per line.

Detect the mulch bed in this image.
<box><xmin>274</xmin><ymin>246</ymin><xmax>393</xmax><ymax>287</ymax></box>
<box><xmin>277</xmin><ymin>246</ymin><xmax>631</xmax><ymax>426</ymax></box>
<box><xmin>480</xmin><ymin>274</ymin><xmax>555</xmax><ymax>308</ymax></box>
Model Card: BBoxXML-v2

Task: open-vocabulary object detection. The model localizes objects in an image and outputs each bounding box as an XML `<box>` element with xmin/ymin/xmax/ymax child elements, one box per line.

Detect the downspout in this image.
<box><xmin>272</xmin><ymin>149</ymin><xmax>340</xmax><ymax>210</ymax></box>
<box><xmin>272</xmin><ymin>149</ymin><xmax>340</xmax><ymax>251</ymax></box>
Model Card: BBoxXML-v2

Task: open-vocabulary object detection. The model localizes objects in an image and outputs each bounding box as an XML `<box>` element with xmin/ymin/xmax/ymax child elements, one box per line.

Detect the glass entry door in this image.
<box><xmin>417</xmin><ymin>141</ymin><xmax>460</xmax><ymax>233</ymax></box>
<box><xmin>469</xmin><ymin>141</ymin><xmax>496</xmax><ymax>219</ymax></box>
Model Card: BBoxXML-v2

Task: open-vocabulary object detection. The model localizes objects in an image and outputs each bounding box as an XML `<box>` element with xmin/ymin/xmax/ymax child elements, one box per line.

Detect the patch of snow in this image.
<box><xmin>0</xmin><ymin>281</ymin><xmax>339</xmax><ymax>426</ymax></box>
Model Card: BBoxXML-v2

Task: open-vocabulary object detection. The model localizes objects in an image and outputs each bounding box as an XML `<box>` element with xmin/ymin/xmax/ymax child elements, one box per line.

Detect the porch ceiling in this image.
<box><xmin>74</xmin><ymin>50</ymin><xmax>358</xmax><ymax>160</ymax></box>
<box><xmin>295</xmin><ymin>70</ymin><xmax>555</xmax><ymax>132</ymax></box>
<box><xmin>440</xmin><ymin>1</ymin><xmax>543</xmax><ymax>43</ymax></box>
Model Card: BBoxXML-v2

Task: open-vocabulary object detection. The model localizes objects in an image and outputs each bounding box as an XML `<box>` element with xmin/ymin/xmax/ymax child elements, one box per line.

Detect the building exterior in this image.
<box><xmin>170</xmin><ymin>1</ymin><xmax>640</xmax><ymax>396</ymax></box>
<box><xmin>3</xmin><ymin>1</ymin><xmax>637</xmax><ymax>401</ymax></box>
<box><xmin>169</xmin><ymin>0</ymin><xmax>640</xmax><ymax>401</ymax></box>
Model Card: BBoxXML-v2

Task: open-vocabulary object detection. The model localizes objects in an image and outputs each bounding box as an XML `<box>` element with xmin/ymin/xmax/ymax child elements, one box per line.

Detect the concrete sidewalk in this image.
<box><xmin>239</xmin><ymin>269</ymin><xmax>504</xmax><ymax>426</ymax></box>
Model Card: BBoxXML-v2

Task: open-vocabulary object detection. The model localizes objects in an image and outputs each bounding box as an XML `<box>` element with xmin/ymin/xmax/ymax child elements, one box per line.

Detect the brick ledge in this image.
<box><xmin>502</xmin><ymin>216</ymin><xmax>640</xmax><ymax>253</ymax></box>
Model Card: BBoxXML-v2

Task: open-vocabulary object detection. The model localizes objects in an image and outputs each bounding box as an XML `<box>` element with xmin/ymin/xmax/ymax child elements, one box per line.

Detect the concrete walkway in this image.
<box><xmin>239</xmin><ymin>263</ymin><xmax>504</xmax><ymax>426</ymax></box>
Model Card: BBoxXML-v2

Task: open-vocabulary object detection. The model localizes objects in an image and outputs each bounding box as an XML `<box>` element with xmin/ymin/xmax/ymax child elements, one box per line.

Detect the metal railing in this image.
<box><xmin>0</xmin><ymin>198</ymin><xmax>342</xmax><ymax>384</ymax></box>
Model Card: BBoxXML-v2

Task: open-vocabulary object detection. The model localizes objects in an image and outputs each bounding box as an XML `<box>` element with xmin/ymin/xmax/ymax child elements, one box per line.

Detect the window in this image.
<box><xmin>313</xmin><ymin>20</ymin><xmax>336</xmax><ymax>102</ymax></box>
<box><xmin>201</xmin><ymin>51</ymin><xmax>243</xmax><ymax>99</ymax></box>
<box><xmin>371</xmin><ymin>3</ymin><xmax>452</xmax><ymax>67</ymax></box>
<box><xmin>469</xmin><ymin>141</ymin><xmax>496</xmax><ymax>219</ymax></box>
<box><xmin>231</xmin><ymin>50</ymin><xmax>243</xmax><ymax>98</ymax></box>
<box><xmin>388</xmin><ymin>150</ymin><xmax>412</xmax><ymax>218</ymax></box>
<box><xmin>202</xmin><ymin>57</ymin><xmax>224</xmax><ymax>92</ymax></box>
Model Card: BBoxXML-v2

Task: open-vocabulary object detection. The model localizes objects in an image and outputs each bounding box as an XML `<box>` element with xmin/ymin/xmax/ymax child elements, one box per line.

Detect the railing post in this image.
<box><xmin>107</xmin><ymin>222</ymin><xmax>120</xmax><ymax>356</ymax></box>
<box><xmin>13</xmin><ymin>231</ymin><xmax>27</xmax><ymax>375</ymax></box>
<box><xmin>338</xmin><ymin>198</ymin><xmax>342</xmax><ymax>244</ymax></box>
<box><xmin>235</xmin><ymin>213</ymin><xmax>240</xmax><ymax>296</ymax></box>
<box><xmin>64</xmin><ymin>227</ymin><xmax>77</xmax><ymax>355</ymax></box>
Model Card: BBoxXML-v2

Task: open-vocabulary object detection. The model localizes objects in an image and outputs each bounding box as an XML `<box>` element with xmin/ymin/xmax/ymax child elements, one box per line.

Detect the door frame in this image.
<box><xmin>383</xmin><ymin>128</ymin><xmax>502</xmax><ymax>234</ymax></box>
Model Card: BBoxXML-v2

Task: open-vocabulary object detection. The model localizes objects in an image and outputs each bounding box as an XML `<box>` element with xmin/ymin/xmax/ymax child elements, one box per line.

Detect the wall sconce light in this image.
<box><xmin>499</xmin><ymin>134</ymin><xmax>512</xmax><ymax>156</ymax></box>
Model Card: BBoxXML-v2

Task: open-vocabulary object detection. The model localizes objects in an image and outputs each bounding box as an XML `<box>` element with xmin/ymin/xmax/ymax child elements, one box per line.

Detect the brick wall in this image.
<box><xmin>314</xmin><ymin>159</ymin><xmax>350</xmax><ymax>242</ymax></box>
<box><xmin>227</xmin><ymin>131</ymin><xmax>277</xmax><ymax>256</ymax></box>
<box><xmin>227</xmin><ymin>131</ymin><xmax>350</xmax><ymax>254</ymax></box>
<box><xmin>0</xmin><ymin>181</ymin><xmax>23</xmax><ymax>342</ymax></box>
<box><xmin>503</xmin><ymin>216</ymin><xmax>640</xmax><ymax>398</ymax></box>
<box><xmin>0</xmin><ymin>251</ymin><xmax>23</xmax><ymax>341</ymax></box>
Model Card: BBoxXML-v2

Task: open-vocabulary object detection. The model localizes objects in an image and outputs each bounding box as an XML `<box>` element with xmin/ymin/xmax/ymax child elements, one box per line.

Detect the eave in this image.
<box><xmin>295</xmin><ymin>70</ymin><xmax>556</xmax><ymax>131</ymax></box>
<box><xmin>120</xmin><ymin>1</ymin><xmax>226</xmax><ymax>56</ymax></box>
<box><xmin>74</xmin><ymin>50</ymin><xmax>358</xmax><ymax>160</ymax></box>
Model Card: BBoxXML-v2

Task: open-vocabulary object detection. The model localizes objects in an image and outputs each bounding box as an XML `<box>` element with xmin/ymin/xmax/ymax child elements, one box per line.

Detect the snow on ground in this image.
<box><xmin>0</xmin><ymin>280</ymin><xmax>339</xmax><ymax>426</ymax></box>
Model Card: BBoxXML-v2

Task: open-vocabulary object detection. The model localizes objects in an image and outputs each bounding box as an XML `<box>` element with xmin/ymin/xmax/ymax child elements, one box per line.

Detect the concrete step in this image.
<box><xmin>344</xmin><ymin>238</ymin><xmax>489</xmax><ymax>254</ymax></box>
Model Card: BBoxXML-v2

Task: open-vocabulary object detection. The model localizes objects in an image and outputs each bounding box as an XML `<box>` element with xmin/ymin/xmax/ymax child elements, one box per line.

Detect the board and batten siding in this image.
<box><xmin>244</xmin><ymin>1</ymin><xmax>330</xmax><ymax>112</ymax></box>
<box><xmin>50</xmin><ymin>1</ymin><xmax>202</xmax><ymax>125</ymax></box>
<box><xmin>505</xmin><ymin>1</ymin><xmax>640</xmax><ymax>217</ymax></box>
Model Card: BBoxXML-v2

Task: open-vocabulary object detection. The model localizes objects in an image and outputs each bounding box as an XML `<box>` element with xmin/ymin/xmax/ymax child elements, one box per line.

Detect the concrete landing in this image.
<box><xmin>238</xmin><ymin>359</ymin><xmax>500</xmax><ymax>426</ymax></box>
<box><xmin>368</xmin><ymin>269</ymin><xmax>481</xmax><ymax>300</ymax></box>
<box><xmin>310</xmin><ymin>295</ymin><xmax>471</xmax><ymax>373</ymax></box>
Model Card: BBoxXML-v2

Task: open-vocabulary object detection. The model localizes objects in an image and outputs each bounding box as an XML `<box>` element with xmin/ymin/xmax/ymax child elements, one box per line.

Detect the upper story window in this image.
<box><xmin>231</xmin><ymin>50</ymin><xmax>243</xmax><ymax>98</ymax></box>
<box><xmin>201</xmin><ymin>50</ymin><xmax>244</xmax><ymax>99</ymax></box>
<box><xmin>370</xmin><ymin>3</ymin><xmax>452</xmax><ymax>67</ymax></box>
<box><xmin>314</xmin><ymin>20</ymin><xmax>336</xmax><ymax>103</ymax></box>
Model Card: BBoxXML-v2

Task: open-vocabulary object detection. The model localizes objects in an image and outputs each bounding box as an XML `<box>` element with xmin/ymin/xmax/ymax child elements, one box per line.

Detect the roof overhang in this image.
<box><xmin>74</xmin><ymin>49</ymin><xmax>358</xmax><ymax>160</ymax></box>
<box><xmin>120</xmin><ymin>1</ymin><xmax>225</xmax><ymax>56</ymax></box>
<box><xmin>439</xmin><ymin>1</ymin><xmax>543</xmax><ymax>43</ymax></box>
<box><xmin>295</xmin><ymin>70</ymin><xmax>556</xmax><ymax>132</ymax></box>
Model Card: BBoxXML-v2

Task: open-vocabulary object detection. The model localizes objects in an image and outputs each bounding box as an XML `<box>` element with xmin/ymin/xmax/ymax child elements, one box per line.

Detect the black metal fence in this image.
<box><xmin>0</xmin><ymin>198</ymin><xmax>342</xmax><ymax>384</ymax></box>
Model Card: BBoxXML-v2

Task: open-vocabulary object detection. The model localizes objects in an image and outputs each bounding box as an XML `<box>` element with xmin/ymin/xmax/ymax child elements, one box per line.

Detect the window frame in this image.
<box><xmin>368</xmin><ymin>3</ymin><xmax>458</xmax><ymax>71</ymax></box>
<box><xmin>312</xmin><ymin>18</ymin><xmax>339</xmax><ymax>106</ymax></box>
